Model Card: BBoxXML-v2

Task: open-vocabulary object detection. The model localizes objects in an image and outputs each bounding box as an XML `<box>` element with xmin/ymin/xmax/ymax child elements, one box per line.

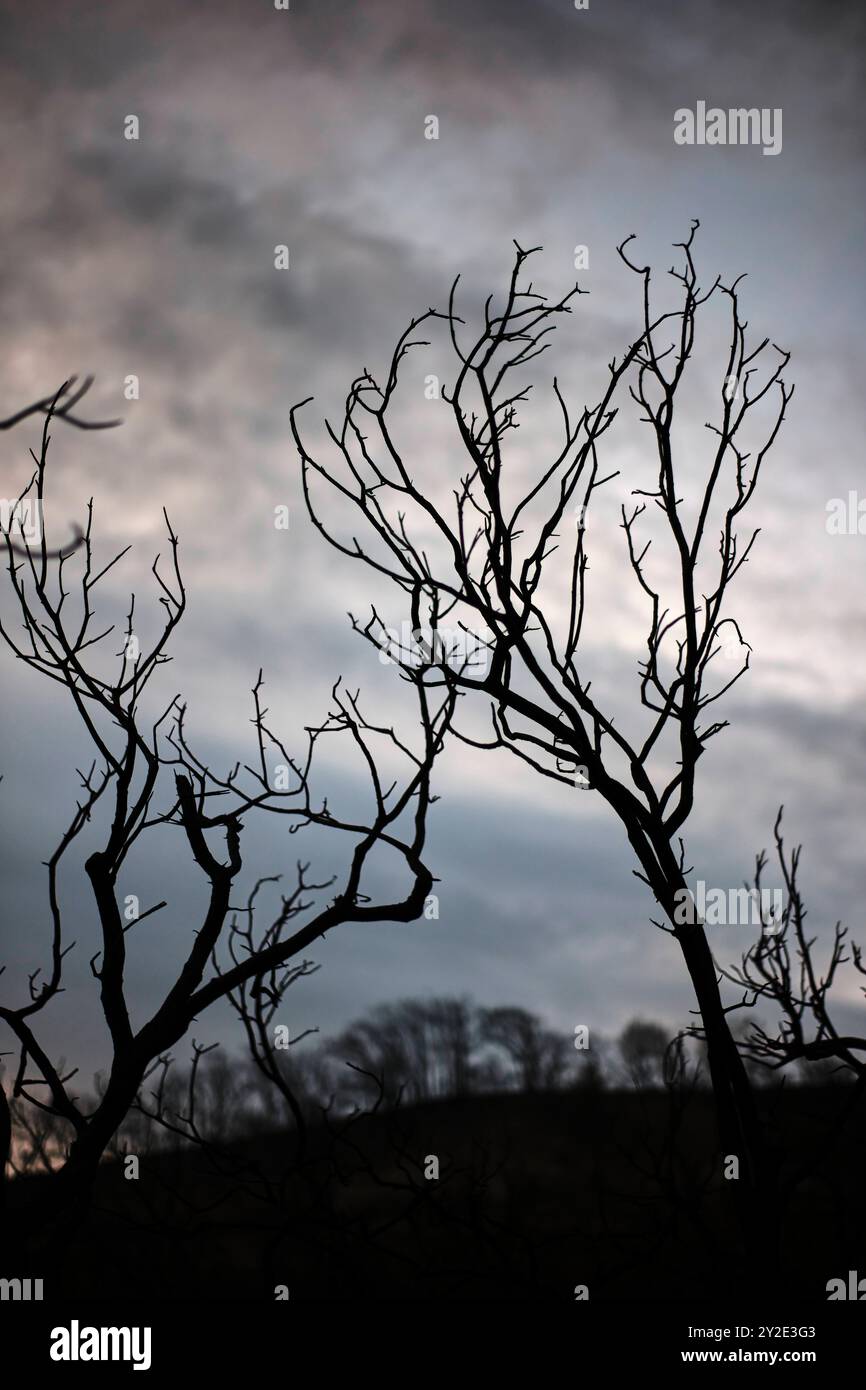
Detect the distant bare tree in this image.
<box><xmin>480</xmin><ymin>1005</ymin><xmax>567</xmax><ymax>1091</ymax></box>
<box><xmin>331</xmin><ymin>996</ymin><xmax>477</xmax><ymax>1106</ymax></box>
<box><xmin>291</xmin><ymin>221</ymin><xmax>794</xmax><ymax>1258</ymax></box>
<box><xmin>427</xmin><ymin>997</ymin><xmax>476</xmax><ymax>1098</ymax></box>
<box><xmin>619</xmin><ymin>1018</ymin><xmax>670</xmax><ymax>1090</ymax></box>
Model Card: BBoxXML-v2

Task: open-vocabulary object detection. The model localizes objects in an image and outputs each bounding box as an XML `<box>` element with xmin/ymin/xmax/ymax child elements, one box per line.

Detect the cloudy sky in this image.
<box><xmin>1</xmin><ymin>0</ymin><xmax>865</xmax><ymax>1089</ymax></box>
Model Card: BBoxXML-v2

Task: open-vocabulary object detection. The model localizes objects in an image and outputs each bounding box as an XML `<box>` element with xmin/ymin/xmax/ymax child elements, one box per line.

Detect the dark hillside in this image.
<box><xmin>9</xmin><ymin>1086</ymin><xmax>866</xmax><ymax>1301</ymax></box>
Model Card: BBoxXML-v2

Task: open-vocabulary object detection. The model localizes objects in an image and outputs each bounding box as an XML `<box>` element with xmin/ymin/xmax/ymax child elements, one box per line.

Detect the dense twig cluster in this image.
<box><xmin>721</xmin><ymin>811</ymin><xmax>866</xmax><ymax>1082</ymax></box>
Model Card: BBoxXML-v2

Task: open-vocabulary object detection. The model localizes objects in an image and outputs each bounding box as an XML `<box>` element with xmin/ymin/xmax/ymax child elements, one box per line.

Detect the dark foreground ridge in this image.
<box><xmin>8</xmin><ymin>1085</ymin><xmax>865</xmax><ymax>1302</ymax></box>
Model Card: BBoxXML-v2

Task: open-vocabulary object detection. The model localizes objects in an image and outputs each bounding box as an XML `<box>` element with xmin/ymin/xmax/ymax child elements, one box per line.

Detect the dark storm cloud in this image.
<box><xmin>0</xmin><ymin>0</ymin><xmax>156</xmax><ymax>92</ymax></box>
<box><xmin>68</xmin><ymin>147</ymin><xmax>254</xmax><ymax>242</ymax></box>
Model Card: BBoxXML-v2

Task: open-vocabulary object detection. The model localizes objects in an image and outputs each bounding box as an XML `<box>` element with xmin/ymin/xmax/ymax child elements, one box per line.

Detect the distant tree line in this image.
<box><xmin>4</xmin><ymin>993</ymin><xmax>852</xmax><ymax>1178</ymax></box>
